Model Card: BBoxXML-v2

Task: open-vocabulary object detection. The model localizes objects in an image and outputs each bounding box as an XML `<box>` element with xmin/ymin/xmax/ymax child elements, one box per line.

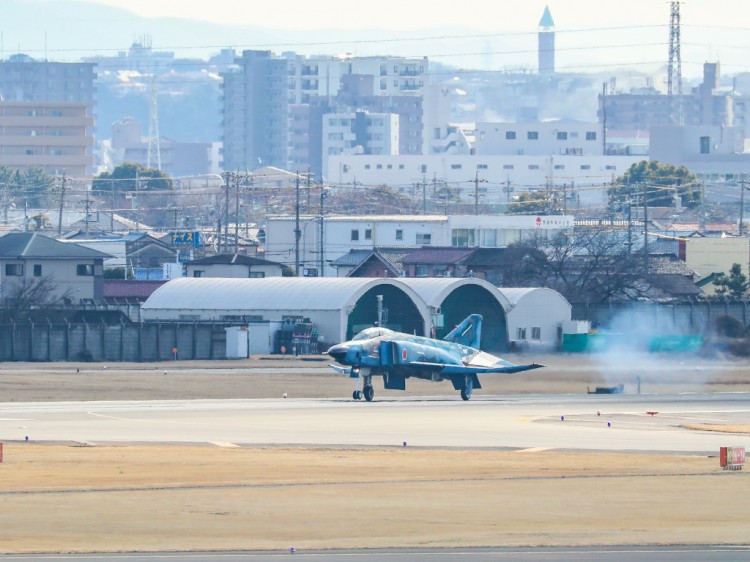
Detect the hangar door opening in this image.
<box><xmin>346</xmin><ymin>285</ymin><xmax>424</xmax><ymax>339</ymax></box>
<box><xmin>437</xmin><ymin>285</ymin><xmax>508</xmax><ymax>351</ymax></box>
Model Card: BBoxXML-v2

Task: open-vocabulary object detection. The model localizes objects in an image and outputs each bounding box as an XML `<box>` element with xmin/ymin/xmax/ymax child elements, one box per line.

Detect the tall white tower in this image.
<box><xmin>538</xmin><ymin>5</ymin><xmax>555</xmax><ymax>76</ymax></box>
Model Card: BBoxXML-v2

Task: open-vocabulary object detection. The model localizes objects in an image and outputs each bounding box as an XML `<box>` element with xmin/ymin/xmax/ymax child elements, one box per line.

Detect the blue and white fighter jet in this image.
<box><xmin>327</xmin><ymin>314</ymin><xmax>543</xmax><ymax>401</ymax></box>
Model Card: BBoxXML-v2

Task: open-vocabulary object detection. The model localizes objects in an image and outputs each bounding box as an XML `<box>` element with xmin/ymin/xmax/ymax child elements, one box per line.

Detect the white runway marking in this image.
<box><xmin>515</xmin><ymin>447</ymin><xmax>551</xmax><ymax>453</ymax></box>
<box><xmin>210</xmin><ymin>441</ymin><xmax>240</xmax><ymax>448</ymax></box>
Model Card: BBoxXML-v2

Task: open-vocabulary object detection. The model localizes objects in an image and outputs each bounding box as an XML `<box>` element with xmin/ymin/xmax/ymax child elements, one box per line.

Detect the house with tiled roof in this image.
<box><xmin>185</xmin><ymin>253</ymin><xmax>285</xmax><ymax>278</ymax></box>
<box><xmin>401</xmin><ymin>247</ymin><xmax>476</xmax><ymax>278</ymax></box>
<box><xmin>332</xmin><ymin>247</ymin><xmax>414</xmax><ymax>277</ymax></box>
<box><xmin>0</xmin><ymin>232</ymin><xmax>110</xmax><ymax>304</ymax></box>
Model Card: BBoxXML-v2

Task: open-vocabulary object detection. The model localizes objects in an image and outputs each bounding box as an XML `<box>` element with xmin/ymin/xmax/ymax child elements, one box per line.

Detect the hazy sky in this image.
<box><xmin>19</xmin><ymin>0</ymin><xmax>750</xmax><ymax>77</ymax></box>
<box><xmin>78</xmin><ymin>0</ymin><xmax>748</xmax><ymax>30</ymax></box>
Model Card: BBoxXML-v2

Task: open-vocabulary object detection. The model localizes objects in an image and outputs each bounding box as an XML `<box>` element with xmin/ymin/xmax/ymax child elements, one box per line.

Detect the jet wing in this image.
<box><xmin>410</xmin><ymin>361</ymin><xmax>544</xmax><ymax>375</ymax></box>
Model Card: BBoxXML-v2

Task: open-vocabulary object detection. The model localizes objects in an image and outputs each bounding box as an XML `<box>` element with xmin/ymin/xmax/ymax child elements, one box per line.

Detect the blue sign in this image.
<box><xmin>171</xmin><ymin>231</ymin><xmax>202</xmax><ymax>248</ymax></box>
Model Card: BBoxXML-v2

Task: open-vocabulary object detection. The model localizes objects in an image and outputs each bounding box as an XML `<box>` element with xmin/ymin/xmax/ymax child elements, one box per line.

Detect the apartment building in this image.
<box><xmin>0</xmin><ymin>54</ymin><xmax>96</xmax><ymax>105</ymax></box>
<box><xmin>0</xmin><ymin>101</ymin><xmax>95</xmax><ymax>177</ymax></box>
<box><xmin>220</xmin><ymin>51</ymin><xmax>429</xmax><ymax>175</ymax></box>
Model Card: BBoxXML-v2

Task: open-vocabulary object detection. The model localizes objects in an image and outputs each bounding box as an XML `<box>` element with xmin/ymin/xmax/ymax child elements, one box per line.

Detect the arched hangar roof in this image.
<box><xmin>142</xmin><ymin>277</ymin><xmax>430</xmax><ymax>317</ymax></box>
<box><xmin>498</xmin><ymin>287</ymin><xmax>571</xmax><ymax>312</ymax></box>
<box><xmin>397</xmin><ymin>278</ymin><xmax>512</xmax><ymax>311</ymax></box>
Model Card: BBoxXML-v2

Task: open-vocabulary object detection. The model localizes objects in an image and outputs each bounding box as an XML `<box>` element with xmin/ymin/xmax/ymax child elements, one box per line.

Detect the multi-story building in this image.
<box><xmin>0</xmin><ymin>101</ymin><xmax>95</xmax><ymax>177</ymax></box>
<box><xmin>0</xmin><ymin>54</ymin><xmax>96</xmax><ymax>105</ymax></box>
<box><xmin>110</xmin><ymin>118</ymin><xmax>213</xmax><ymax>176</ymax></box>
<box><xmin>220</xmin><ymin>51</ymin><xmax>428</xmax><ymax>175</ymax></box>
<box><xmin>599</xmin><ymin>63</ymin><xmax>733</xmax><ymax>132</ymax></box>
<box><xmin>475</xmin><ymin>120</ymin><xmax>603</xmax><ymax>156</ymax></box>
<box><xmin>321</xmin><ymin>111</ymin><xmax>399</xmax><ymax>177</ymax></box>
<box><xmin>265</xmin><ymin>213</ymin><xmax>574</xmax><ymax>277</ymax></box>
<box><xmin>327</xmin><ymin>153</ymin><xmax>642</xmax><ymax>208</ymax></box>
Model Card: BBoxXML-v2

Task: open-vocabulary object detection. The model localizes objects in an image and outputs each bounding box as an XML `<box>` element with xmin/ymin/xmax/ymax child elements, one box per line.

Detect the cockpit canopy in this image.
<box><xmin>351</xmin><ymin>327</ymin><xmax>395</xmax><ymax>341</ymax></box>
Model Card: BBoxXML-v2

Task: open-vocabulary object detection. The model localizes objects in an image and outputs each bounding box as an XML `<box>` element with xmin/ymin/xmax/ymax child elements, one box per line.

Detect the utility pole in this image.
<box><xmin>472</xmin><ymin>172</ymin><xmax>486</xmax><ymax>215</ymax></box>
<box><xmin>601</xmin><ymin>82</ymin><xmax>608</xmax><ymax>154</ymax></box>
<box><xmin>643</xmin><ymin>183</ymin><xmax>649</xmax><ymax>273</ymax></box>
<box><xmin>422</xmin><ymin>174</ymin><xmax>427</xmax><ymax>213</ymax></box>
<box><xmin>110</xmin><ymin>179</ymin><xmax>115</xmax><ymax>232</ymax></box>
<box><xmin>57</xmin><ymin>170</ymin><xmax>67</xmax><ymax>235</ymax></box>
<box><xmin>83</xmin><ymin>190</ymin><xmax>92</xmax><ymax>236</ymax></box>
<box><xmin>699</xmin><ymin>181</ymin><xmax>706</xmax><ymax>234</ymax></box>
<box><xmin>740</xmin><ymin>179</ymin><xmax>748</xmax><ymax>237</ymax></box>
<box><xmin>627</xmin><ymin>180</ymin><xmax>633</xmax><ymax>254</ymax></box>
<box><xmin>134</xmin><ymin>170</ymin><xmax>140</xmax><ymax>233</ymax></box>
<box><xmin>294</xmin><ymin>174</ymin><xmax>301</xmax><ymax>277</ymax></box>
<box><xmin>234</xmin><ymin>172</ymin><xmax>241</xmax><ymax>254</ymax></box>
<box><xmin>319</xmin><ymin>185</ymin><xmax>326</xmax><ymax>277</ymax></box>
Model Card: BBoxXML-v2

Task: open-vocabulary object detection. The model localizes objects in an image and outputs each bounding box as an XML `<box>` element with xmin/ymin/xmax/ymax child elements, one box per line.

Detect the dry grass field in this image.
<box><xmin>0</xmin><ymin>353</ymin><xmax>749</xmax><ymax>553</ymax></box>
<box><xmin>1</xmin><ymin>444</ymin><xmax>749</xmax><ymax>553</ymax></box>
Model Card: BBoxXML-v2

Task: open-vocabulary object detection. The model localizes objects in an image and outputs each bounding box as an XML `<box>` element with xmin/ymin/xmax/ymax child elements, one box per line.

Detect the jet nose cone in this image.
<box><xmin>327</xmin><ymin>344</ymin><xmax>349</xmax><ymax>362</ymax></box>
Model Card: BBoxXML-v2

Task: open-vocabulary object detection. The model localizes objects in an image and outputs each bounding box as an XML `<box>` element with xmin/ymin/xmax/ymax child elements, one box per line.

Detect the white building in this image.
<box><xmin>500</xmin><ymin>287</ymin><xmax>572</xmax><ymax>351</ymax></box>
<box><xmin>327</xmin><ymin>153</ymin><xmax>643</xmax><ymax>207</ymax></box>
<box><xmin>322</xmin><ymin>111</ymin><xmax>399</xmax><ymax>177</ymax></box>
<box><xmin>264</xmin><ymin>213</ymin><xmax>574</xmax><ymax>277</ymax></box>
<box><xmin>475</xmin><ymin>120</ymin><xmax>604</xmax><ymax>156</ymax></box>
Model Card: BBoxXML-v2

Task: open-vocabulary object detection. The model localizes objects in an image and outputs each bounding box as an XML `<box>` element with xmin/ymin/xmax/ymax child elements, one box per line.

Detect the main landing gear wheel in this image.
<box><xmin>353</xmin><ymin>390</ymin><xmax>363</xmax><ymax>400</ymax></box>
<box><xmin>460</xmin><ymin>388</ymin><xmax>471</xmax><ymax>401</ymax></box>
<box><xmin>363</xmin><ymin>385</ymin><xmax>374</xmax><ymax>402</ymax></box>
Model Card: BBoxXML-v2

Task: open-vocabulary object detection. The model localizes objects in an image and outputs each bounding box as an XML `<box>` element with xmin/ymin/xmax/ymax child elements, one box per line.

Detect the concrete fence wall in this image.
<box><xmin>572</xmin><ymin>301</ymin><xmax>750</xmax><ymax>333</ymax></box>
<box><xmin>0</xmin><ymin>322</ymin><xmax>231</xmax><ymax>362</ymax></box>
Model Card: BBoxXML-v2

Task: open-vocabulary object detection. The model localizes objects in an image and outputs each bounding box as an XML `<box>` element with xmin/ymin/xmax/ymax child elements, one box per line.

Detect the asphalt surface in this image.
<box><xmin>3</xmin><ymin>546</ymin><xmax>750</xmax><ymax>561</ymax></box>
<box><xmin>2</xmin><ymin>392</ymin><xmax>750</xmax><ymax>452</ymax></box>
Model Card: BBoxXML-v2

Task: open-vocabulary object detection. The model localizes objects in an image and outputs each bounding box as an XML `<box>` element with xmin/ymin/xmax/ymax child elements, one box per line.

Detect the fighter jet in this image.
<box><xmin>327</xmin><ymin>314</ymin><xmax>543</xmax><ymax>401</ymax></box>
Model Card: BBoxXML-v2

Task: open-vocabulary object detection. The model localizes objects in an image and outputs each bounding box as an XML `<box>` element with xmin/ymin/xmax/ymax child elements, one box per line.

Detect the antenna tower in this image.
<box><xmin>146</xmin><ymin>76</ymin><xmax>162</xmax><ymax>170</ymax></box>
<box><xmin>667</xmin><ymin>1</ymin><xmax>683</xmax><ymax>125</ymax></box>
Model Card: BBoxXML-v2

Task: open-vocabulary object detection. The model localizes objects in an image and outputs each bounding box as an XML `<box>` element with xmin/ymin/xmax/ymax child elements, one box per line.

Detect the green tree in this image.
<box><xmin>714</xmin><ymin>263</ymin><xmax>749</xmax><ymax>299</ymax></box>
<box><xmin>610</xmin><ymin>160</ymin><xmax>701</xmax><ymax>210</ymax></box>
<box><xmin>93</xmin><ymin>162</ymin><xmax>173</xmax><ymax>194</ymax></box>
<box><xmin>509</xmin><ymin>190</ymin><xmax>560</xmax><ymax>215</ymax></box>
<box><xmin>0</xmin><ymin>165</ymin><xmax>55</xmax><ymax>207</ymax></box>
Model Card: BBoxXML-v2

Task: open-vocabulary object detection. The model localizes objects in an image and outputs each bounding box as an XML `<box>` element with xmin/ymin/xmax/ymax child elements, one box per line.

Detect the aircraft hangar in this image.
<box><xmin>141</xmin><ymin>277</ymin><xmax>429</xmax><ymax>345</ymax></box>
<box><xmin>141</xmin><ymin>277</ymin><xmax>563</xmax><ymax>352</ymax></box>
<box><xmin>397</xmin><ymin>278</ymin><xmax>511</xmax><ymax>351</ymax></box>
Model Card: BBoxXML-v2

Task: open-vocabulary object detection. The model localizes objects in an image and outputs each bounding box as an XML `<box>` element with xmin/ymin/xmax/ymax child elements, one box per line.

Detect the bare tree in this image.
<box><xmin>1</xmin><ymin>275</ymin><xmax>73</xmax><ymax>320</ymax></box>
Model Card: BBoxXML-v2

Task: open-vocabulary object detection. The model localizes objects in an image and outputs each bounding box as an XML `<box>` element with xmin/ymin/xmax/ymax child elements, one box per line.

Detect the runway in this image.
<box><xmin>3</xmin><ymin>546</ymin><xmax>750</xmax><ymax>561</ymax></box>
<box><xmin>3</xmin><ymin>392</ymin><xmax>749</xmax><ymax>453</ymax></box>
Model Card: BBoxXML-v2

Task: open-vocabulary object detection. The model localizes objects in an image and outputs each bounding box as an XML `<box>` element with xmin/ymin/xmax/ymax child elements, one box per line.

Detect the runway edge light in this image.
<box><xmin>720</xmin><ymin>447</ymin><xmax>745</xmax><ymax>471</ymax></box>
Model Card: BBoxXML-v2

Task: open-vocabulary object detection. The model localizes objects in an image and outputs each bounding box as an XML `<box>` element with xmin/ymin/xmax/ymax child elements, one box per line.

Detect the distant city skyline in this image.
<box><xmin>6</xmin><ymin>0</ymin><xmax>750</xmax><ymax>77</ymax></box>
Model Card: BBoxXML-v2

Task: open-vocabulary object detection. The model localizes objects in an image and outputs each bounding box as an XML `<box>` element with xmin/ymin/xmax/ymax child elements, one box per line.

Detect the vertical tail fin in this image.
<box><xmin>443</xmin><ymin>314</ymin><xmax>483</xmax><ymax>349</ymax></box>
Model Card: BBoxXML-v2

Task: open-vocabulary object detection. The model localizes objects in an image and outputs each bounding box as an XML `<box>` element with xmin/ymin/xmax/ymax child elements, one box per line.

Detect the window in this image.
<box><xmin>364</xmin><ymin>229</ymin><xmax>372</xmax><ymax>240</ymax></box>
<box><xmin>556</xmin><ymin>131</ymin><xmax>568</xmax><ymax>140</ymax></box>
<box><xmin>527</xmin><ymin>131</ymin><xmax>539</xmax><ymax>140</ymax></box>
<box><xmin>193</xmin><ymin>270</ymin><xmax>204</xmax><ymax>277</ymax></box>
<box><xmin>420</xmin><ymin>164</ymin><xmax>427</xmax><ymax>173</ymax></box>
<box><xmin>399</xmin><ymin>164</ymin><xmax>405</xmax><ymax>170</ymax></box>
<box><xmin>248</xmin><ymin>272</ymin><xmax>265</xmax><ymax>278</ymax></box>
<box><xmin>376</xmin><ymin>164</ymin><xmax>383</xmax><ymax>170</ymax></box>
<box><xmin>505</xmin><ymin>131</ymin><xmax>516</xmax><ymax>140</ymax></box>
<box><xmin>451</xmin><ymin>164</ymin><xmax>462</xmax><ymax>169</ymax></box>
<box><xmin>700</xmin><ymin>136</ymin><xmax>710</xmax><ymax>154</ymax></box>
<box><xmin>364</xmin><ymin>164</ymin><xmax>371</xmax><ymax>170</ymax></box>
<box><xmin>452</xmin><ymin>229</ymin><xmax>475</xmax><ymax>247</ymax></box>
<box><xmin>516</xmin><ymin>328</ymin><xmax>527</xmax><ymax>340</ymax></box>
<box><xmin>415</xmin><ymin>264</ymin><xmax>429</xmax><ymax>277</ymax></box>
<box><xmin>554</xmin><ymin>164</ymin><xmax>565</xmax><ymax>170</ymax></box>
<box><xmin>396</xmin><ymin>229</ymin><xmax>403</xmax><ymax>241</ymax></box>
<box><xmin>531</xmin><ymin>327</ymin><xmax>541</xmax><ymax>340</ymax></box>
<box><xmin>5</xmin><ymin>264</ymin><xmax>23</xmax><ymax>276</ymax></box>
<box><xmin>528</xmin><ymin>164</ymin><xmax>540</xmax><ymax>170</ymax></box>
<box><xmin>586</xmin><ymin>131</ymin><xmax>597</xmax><ymax>141</ymax></box>
<box><xmin>605</xmin><ymin>165</ymin><xmax>617</xmax><ymax>171</ymax></box>
<box><xmin>76</xmin><ymin>264</ymin><xmax>94</xmax><ymax>276</ymax></box>
<box><xmin>580</xmin><ymin>165</ymin><xmax>591</xmax><ymax>170</ymax></box>
<box><xmin>503</xmin><ymin>164</ymin><xmax>514</xmax><ymax>170</ymax></box>
<box><xmin>351</xmin><ymin>229</ymin><xmax>360</xmax><ymax>241</ymax></box>
<box><xmin>33</xmin><ymin>264</ymin><xmax>42</xmax><ymax>277</ymax></box>
<box><xmin>416</xmin><ymin>233</ymin><xmax>431</xmax><ymax>245</ymax></box>
<box><xmin>477</xmin><ymin>164</ymin><xmax>488</xmax><ymax>170</ymax></box>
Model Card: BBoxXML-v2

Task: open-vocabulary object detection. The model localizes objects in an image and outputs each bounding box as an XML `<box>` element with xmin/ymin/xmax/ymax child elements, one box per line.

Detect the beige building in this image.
<box><xmin>0</xmin><ymin>101</ymin><xmax>95</xmax><ymax>177</ymax></box>
<box><xmin>684</xmin><ymin>237</ymin><xmax>749</xmax><ymax>294</ymax></box>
